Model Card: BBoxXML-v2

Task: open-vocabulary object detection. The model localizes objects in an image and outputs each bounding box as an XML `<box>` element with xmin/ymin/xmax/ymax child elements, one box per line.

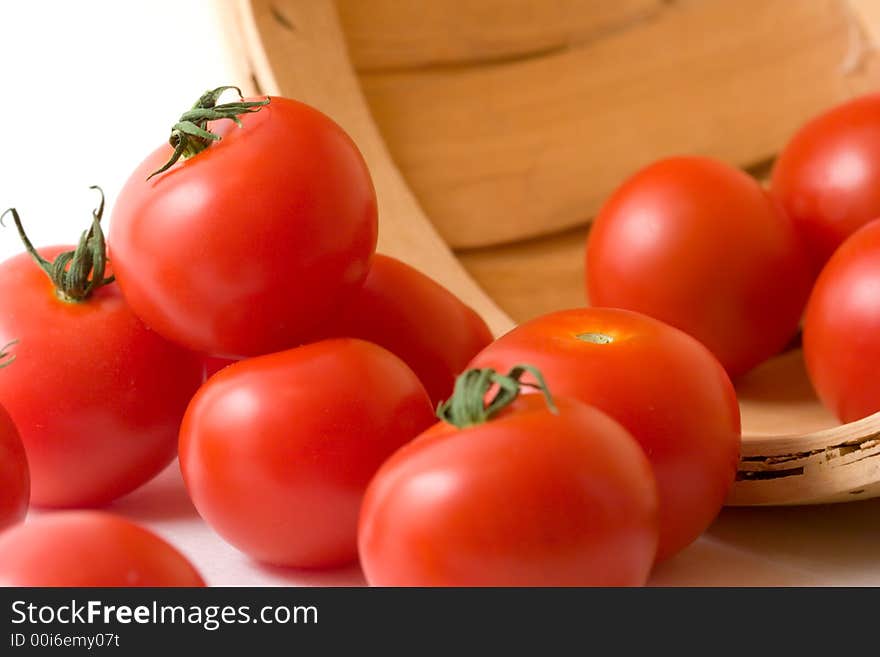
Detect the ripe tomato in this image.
<box><xmin>322</xmin><ymin>254</ymin><xmax>493</xmax><ymax>406</ymax></box>
<box><xmin>359</xmin><ymin>370</ymin><xmax>658</xmax><ymax>587</ymax></box>
<box><xmin>803</xmin><ymin>219</ymin><xmax>880</xmax><ymax>423</ymax></box>
<box><xmin>0</xmin><ymin>199</ymin><xmax>202</xmax><ymax>508</ymax></box>
<box><xmin>771</xmin><ymin>94</ymin><xmax>880</xmax><ymax>270</ymax></box>
<box><xmin>587</xmin><ymin>156</ymin><xmax>812</xmax><ymax>377</ymax></box>
<box><xmin>110</xmin><ymin>87</ymin><xmax>378</xmax><ymax>357</ymax></box>
<box><xmin>200</xmin><ymin>255</ymin><xmax>493</xmax><ymax>405</ymax></box>
<box><xmin>0</xmin><ymin>387</ymin><xmax>28</xmax><ymax>530</ymax></box>
<box><xmin>0</xmin><ymin>512</ymin><xmax>204</xmax><ymax>586</ymax></box>
<box><xmin>470</xmin><ymin>308</ymin><xmax>741</xmax><ymax>561</ymax></box>
<box><xmin>180</xmin><ymin>338</ymin><xmax>435</xmax><ymax>568</ymax></box>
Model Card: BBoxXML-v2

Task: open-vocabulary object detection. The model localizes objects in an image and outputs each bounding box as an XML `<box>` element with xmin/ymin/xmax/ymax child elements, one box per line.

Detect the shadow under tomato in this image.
<box><xmin>736</xmin><ymin>347</ymin><xmax>837</xmax><ymax>437</ymax></box>
<box><xmin>736</xmin><ymin>346</ymin><xmax>817</xmax><ymax>405</ymax></box>
<box><xmin>252</xmin><ymin>560</ymin><xmax>367</xmax><ymax>587</ymax></box>
<box><xmin>108</xmin><ymin>461</ymin><xmax>199</xmax><ymax>522</ymax></box>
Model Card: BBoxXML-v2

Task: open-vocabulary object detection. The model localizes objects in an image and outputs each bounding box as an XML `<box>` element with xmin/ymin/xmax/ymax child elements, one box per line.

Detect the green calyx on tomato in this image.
<box><xmin>148</xmin><ymin>85</ymin><xmax>270</xmax><ymax>179</ymax></box>
<box><xmin>1</xmin><ymin>186</ymin><xmax>115</xmax><ymax>303</ymax></box>
<box><xmin>576</xmin><ymin>332</ymin><xmax>614</xmax><ymax>344</ymax></box>
<box><xmin>436</xmin><ymin>364</ymin><xmax>558</xmax><ymax>429</ymax></box>
<box><xmin>0</xmin><ymin>341</ymin><xmax>17</xmax><ymax>369</ymax></box>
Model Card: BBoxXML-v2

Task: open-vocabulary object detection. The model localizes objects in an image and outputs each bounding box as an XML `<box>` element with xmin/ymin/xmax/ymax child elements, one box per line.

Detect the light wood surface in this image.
<box><xmin>229</xmin><ymin>0</ymin><xmax>880</xmax><ymax>506</ymax></box>
<box><xmin>359</xmin><ymin>0</ymin><xmax>879</xmax><ymax>248</ymax></box>
<box><xmin>336</xmin><ymin>0</ymin><xmax>659</xmax><ymax>70</ymax></box>
<box><xmin>229</xmin><ymin>0</ymin><xmax>514</xmax><ymax>337</ymax></box>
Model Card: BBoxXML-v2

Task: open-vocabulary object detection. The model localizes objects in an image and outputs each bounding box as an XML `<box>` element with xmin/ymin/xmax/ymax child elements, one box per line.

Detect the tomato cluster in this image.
<box><xmin>0</xmin><ymin>86</ymin><xmax>876</xmax><ymax>587</ymax></box>
<box><xmin>587</xmin><ymin>93</ymin><xmax>880</xmax><ymax>428</ymax></box>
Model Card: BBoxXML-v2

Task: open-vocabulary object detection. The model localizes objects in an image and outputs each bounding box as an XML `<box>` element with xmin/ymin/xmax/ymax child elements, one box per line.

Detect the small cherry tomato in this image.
<box><xmin>110</xmin><ymin>87</ymin><xmax>378</xmax><ymax>357</ymax></box>
<box><xmin>0</xmin><ymin>356</ymin><xmax>28</xmax><ymax>529</ymax></box>
<box><xmin>323</xmin><ymin>254</ymin><xmax>493</xmax><ymax>406</ymax></box>
<box><xmin>359</xmin><ymin>366</ymin><xmax>659</xmax><ymax>586</ymax></box>
<box><xmin>201</xmin><ymin>255</ymin><xmax>493</xmax><ymax>406</ymax></box>
<box><xmin>180</xmin><ymin>338</ymin><xmax>435</xmax><ymax>568</ymax></box>
<box><xmin>470</xmin><ymin>308</ymin><xmax>741</xmax><ymax>561</ymax></box>
<box><xmin>0</xmin><ymin>193</ymin><xmax>203</xmax><ymax>507</ymax></box>
<box><xmin>771</xmin><ymin>93</ymin><xmax>880</xmax><ymax>270</ymax></box>
<box><xmin>804</xmin><ymin>219</ymin><xmax>880</xmax><ymax>422</ymax></box>
<box><xmin>587</xmin><ymin>156</ymin><xmax>812</xmax><ymax>377</ymax></box>
<box><xmin>0</xmin><ymin>511</ymin><xmax>205</xmax><ymax>586</ymax></box>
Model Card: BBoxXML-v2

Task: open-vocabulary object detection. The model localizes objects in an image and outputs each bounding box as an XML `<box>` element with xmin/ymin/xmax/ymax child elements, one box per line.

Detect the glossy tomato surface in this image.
<box><xmin>323</xmin><ymin>254</ymin><xmax>493</xmax><ymax>406</ymax></box>
<box><xmin>0</xmin><ymin>248</ymin><xmax>203</xmax><ymax>508</ymax></box>
<box><xmin>0</xmin><ymin>512</ymin><xmax>204</xmax><ymax>586</ymax></box>
<box><xmin>0</xmin><ymin>404</ymin><xmax>28</xmax><ymax>530</ymax></box>
<box><xmin>587</xmin><ymin>156</ymin><xmax>812</xmax><ymax>377</ymax></box>
<box><xmin>180</xmin><ymin>339</ymin><xmax>434</xmax><ymax>568</ymax></box>
<box><xmin>804</xmin><ymin>219</ymin><xmax>880</xmax><ymax>423</ymax></box>
<box><xmin>470</xmin><ymin>308</ymin><xmax>741</xmax><ymax>561</ymax></box>
<box><xmin>110</xmin><ymin>96</ymin><xmax>378</xmax><ymax>357</ymax></box>
<box><xmin>771</xmin><ymin>94</ymin><xmax>880</xmax><ymax>270</ymax></box>
<box><xmin>359</xmin><ymin>395</ymin><xmax>659</xmax><ymax>586</ymax></box>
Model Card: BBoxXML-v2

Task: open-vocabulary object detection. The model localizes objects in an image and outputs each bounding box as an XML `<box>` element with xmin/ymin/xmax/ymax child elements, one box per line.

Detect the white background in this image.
<box><xmin>2</xmin><ymin>1</ymin><xmax>880</xmax><ymax>586</ymax></box>
<box><xmin>0</xmin><ymin>1</ymin><xmax>241</xmax><ymax>260</ymax></box>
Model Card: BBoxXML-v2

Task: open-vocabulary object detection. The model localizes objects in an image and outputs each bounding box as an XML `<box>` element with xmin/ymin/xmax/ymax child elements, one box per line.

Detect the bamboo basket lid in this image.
<box><xmin>222</xmin><ymin>0</ymin><xmax>880</xmax><ymax>506</ymax></box>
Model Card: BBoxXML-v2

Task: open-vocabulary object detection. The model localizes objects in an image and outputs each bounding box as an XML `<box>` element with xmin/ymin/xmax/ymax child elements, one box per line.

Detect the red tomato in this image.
<box><xmin>803</xmin><ymin>219</ymin><xmax>880</xmax><ymax>422</ymax></box>
<box><xmin>200</xmin><ymin>256</ymin><xmax>493</xmax><ymax>405</ymax></box>
<box><xmin>771</xmin><ymin>94</ymin><xmax>880</xmax><ymax>270</ymax></box>
<box><xmin>110</xmin><ymin>88</ymin><xmax>378</xmax><ymax>357</ymax></box>
<box><xmin>470</xmin><ymin>308</ymin><xmax>741</xmax><ymax>561</ymax></box>
<box><xmin>323</xmin><ymin>254</ymin><xmax>493</xmax><ymax>406</ymax></box>
<box><xmin>0</xmin><ymin>512</ymin><xmax>204</xmax><ymax>586</ymax></box>
<box><xmin>0</xmin><ymin>398</ymin><xmax>28</xmax><ymax>530</ymax></box>
<box><xmin>179</xmin><ymin>338</ymin><xmax>435</xmax><ymax>568</ymax></box>
<box><xmin>587</xmin><ymin>156</ymin><xmax>812</xmax><ymax>377</ymax></box>
<box><xmin>0</xmin><ymin>199</ymin><xmax>202</xmax><ymax>508</ymax></box>
<box><xmin>359</xmin><ymin>386</ymin><xmax>659</xmax><ymax>586</ymax></box>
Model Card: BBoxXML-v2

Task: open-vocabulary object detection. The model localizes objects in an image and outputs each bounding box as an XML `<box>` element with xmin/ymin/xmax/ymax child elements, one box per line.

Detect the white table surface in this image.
<box><xmin>3</xmin><ymin>1</ymin><xmax>879</xmax><ymax>587</ymax></box>
<box><xmin>101</xmin><ymin>461</ymin><xmax>880</xmax><ymax>587</ymax></box>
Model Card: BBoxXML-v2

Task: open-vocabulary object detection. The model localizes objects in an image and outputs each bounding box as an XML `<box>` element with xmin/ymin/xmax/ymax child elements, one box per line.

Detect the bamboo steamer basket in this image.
<box><xmin>222</xmin><ymin>0</ymin><xmax>880</xmax><ymax>506</ymax></box>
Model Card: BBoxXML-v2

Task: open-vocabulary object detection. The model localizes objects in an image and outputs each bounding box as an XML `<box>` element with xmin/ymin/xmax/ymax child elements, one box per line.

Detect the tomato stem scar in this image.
<box><xmin>1</xmin><ymin>186</ymin><xmax>115</xmax><ymax>303</ymax></box>
<box><xmin>147</xmin><ymin>85</ymin><xmax>270</xmax><ymax>180</ymax></box>
<box><xmin>436</xmin><ymin>364</ymin><xmax>558</xmax><ymax>429</ymax></box>
<box><xmin>576</xmin><ymin>332</ymin><xmax>614</xmax><ymax>344</ymax></box>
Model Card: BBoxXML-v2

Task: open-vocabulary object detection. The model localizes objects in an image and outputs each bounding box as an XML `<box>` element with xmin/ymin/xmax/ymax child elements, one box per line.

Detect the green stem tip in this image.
<box><xmin>0</xmin><ymin>340</ymin><xmax>17</xmax><ymax>369</ymax></box>
<box><xmin>436</xmin><ymin>364</ymin><xmax>558</xmax><ymax>429</ymax></box>
<box><xmin>148</xmin><ymin>85</ymin><xmax>270</xmax><ymax>179</ymax></box>
<box><xmin>0</xmin><ymin>186</ymin><xmax>115</xmax><ymax>303</ymax></box>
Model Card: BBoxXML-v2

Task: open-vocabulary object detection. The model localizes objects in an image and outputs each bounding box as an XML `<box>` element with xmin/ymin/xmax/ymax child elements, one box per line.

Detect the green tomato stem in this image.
<box><xmin>0</xmin><ymin>340</ymin><xmax>17</xmax><ymax>369</ymax></box>
<box><xmin>0</xmin><ymin>186</ymin><xmax>115</xmax><ymax>303</ymax></box>
<box><xmin>148</xmin><ymin>85</ymin><xmax>270</xmax><ymax>179</ymax></box>
<box><xmin>436</xmin><ymin>364</ymin><xmax>558</xmax><ymax>429</ymax></box>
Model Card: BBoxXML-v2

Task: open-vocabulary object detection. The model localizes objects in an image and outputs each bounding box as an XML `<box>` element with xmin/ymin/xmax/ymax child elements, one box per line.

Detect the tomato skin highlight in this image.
<box><xmin>359</xmin><ymin>395</ymin><xmax>659</xmax><ymax>586</ymax></box>
<box><xmin>771</xmin><ymin>94</ymin><xmax>880</xmax><ymax>271</ymax></box>
<box><xmin>110</xmin><ymin>96</ymin><xmax>378</xmax><ymax>357</ymax></box>
<box><xmin>0</xmin><ymin>247</ymin><xmax>203</xmax><ymax>508</ymax></box>
<box><xmin>587</xmin><ymin>156</ymin><xmax>812</xmax><ymax>377</ymax></box>
<box><xmin>0</xmin><ymin>405</ymin><xmax>28</xmax><ymax>530</ymax></box>
<box><xmin>323</xmin><ymin>254</ymin><xmax>494</xmax><ymax>406</ymax></box>
<box><xmin>804</xmin><ymin>220</ymin><xmax>880</xmax><ymax>423</ymax></box>
<box><xmin>470</xmin><ymin>308</ymin><xmax>741</xmax><ymax>561</ymax></box>
<box><xmin>179</xmin><ymin>338</ymin><xmax>435</xmax><ymax>568</ymax></box>
<box><xmin>0</xmin><ymin>511</ymin><xmax>205</xmax><ymax>587</ymax></box>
